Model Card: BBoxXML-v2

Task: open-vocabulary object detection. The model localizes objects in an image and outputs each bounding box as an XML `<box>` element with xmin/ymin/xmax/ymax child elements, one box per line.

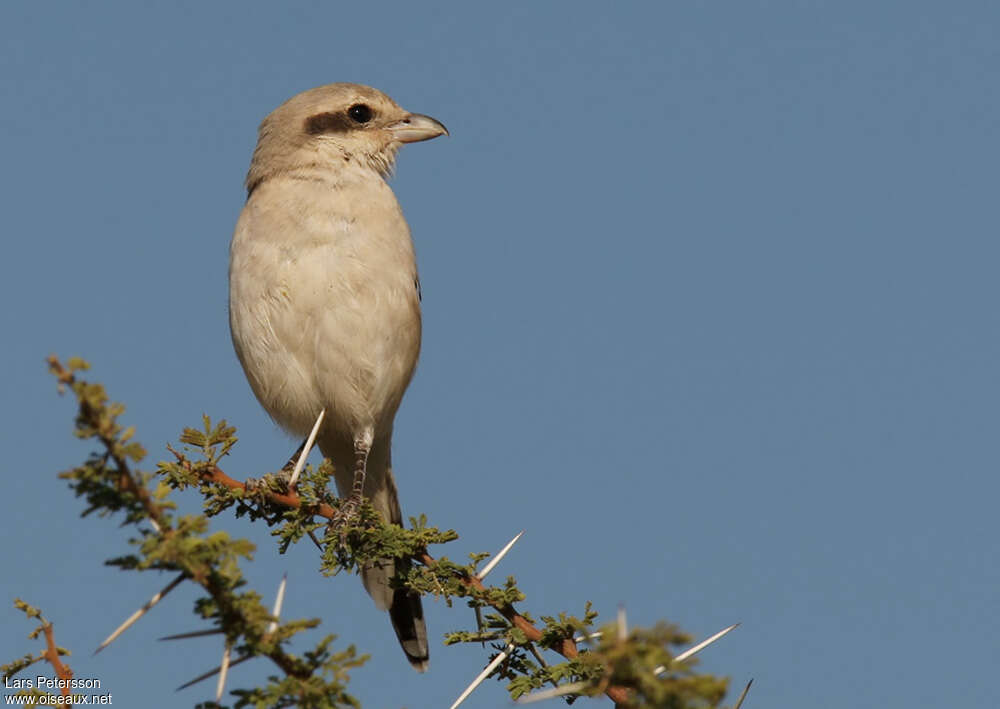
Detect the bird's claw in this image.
<box><xmin>328</xmin><ymin>496</ymin><xmax>363</xmax><ymax>544</ymax></box>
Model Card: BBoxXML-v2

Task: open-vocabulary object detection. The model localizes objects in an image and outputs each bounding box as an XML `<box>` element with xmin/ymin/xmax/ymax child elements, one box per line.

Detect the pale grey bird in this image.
<box><xmin>228</xmin><ymin>83</ymin><xmax>447</xmax><ymax>671</ymax></box>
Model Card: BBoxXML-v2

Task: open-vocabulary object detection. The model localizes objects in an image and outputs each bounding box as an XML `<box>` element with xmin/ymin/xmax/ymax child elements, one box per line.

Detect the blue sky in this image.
<box><xmin>2</xmin><ymin>2</ymin><xmax>998</xmax><ymax>707</ymax></box>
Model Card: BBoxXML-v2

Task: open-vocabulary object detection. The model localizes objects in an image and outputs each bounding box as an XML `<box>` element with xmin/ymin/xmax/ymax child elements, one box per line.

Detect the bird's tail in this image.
<box><xmin>326</xmin><ymin>439</ymin><xmax>429</xmax><ymax>672</ymax></box>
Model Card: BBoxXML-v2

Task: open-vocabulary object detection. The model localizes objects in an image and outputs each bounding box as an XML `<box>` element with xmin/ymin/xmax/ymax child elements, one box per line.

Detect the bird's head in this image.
<box><xmin>245</xmin><ymin>83</ymin><xmax>447</xmax><ymax>194</ymax></box>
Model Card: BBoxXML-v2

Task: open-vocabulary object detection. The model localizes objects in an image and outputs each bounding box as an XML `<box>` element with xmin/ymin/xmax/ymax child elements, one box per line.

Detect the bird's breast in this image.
<box><xmin>229</xmin><ymin>175</ymin><xmax>422</xmax><ymax>437</ymax></box>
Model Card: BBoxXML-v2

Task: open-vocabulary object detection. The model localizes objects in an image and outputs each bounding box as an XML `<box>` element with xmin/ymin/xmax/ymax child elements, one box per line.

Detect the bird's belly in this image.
<box><xmin>311</xmin><ymin>281</ymin><xmax>422</xmax><ymax>435</ymax></box>
<box><xmin>230</xmin><ymin>234</ymin><xmax>421</xmax><ymax>438</ymax></box>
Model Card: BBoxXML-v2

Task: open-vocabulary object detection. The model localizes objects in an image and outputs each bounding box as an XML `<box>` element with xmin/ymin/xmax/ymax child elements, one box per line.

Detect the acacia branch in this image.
<box><xmin>47</xmin><ymin>358</ymin><xmax>721</xmax><ymax>706</ymax></box>
<box><xmin>41</xmin><ymin>623</ymin><xmax>73</xmax><ymax>700</ymax></box>
<box><xmin>188</xmin><ymin>459</ymin><xmax>631</xmax><ymax>706</ymax></box>
<box><xmin>48</xmin><ymin>358</ymin><xmax>320</xmax><ymax>690</ymax></box>
<box><xmin>47</xmin><ymin>355</ymin><xmax>169</xmax><ymax>532</ymax></box>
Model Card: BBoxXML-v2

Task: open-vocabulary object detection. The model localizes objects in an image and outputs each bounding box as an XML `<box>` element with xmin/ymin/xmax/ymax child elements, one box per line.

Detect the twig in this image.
<box><xmin>180</xmin><ymin>454</ymin><xmax>633</xmax><ymax>705</ymax></box>
<box><xmin>47</xmin><ymin>356</ymin><xmax>169</xmax><ymax>531</ymax></box>
<box><xmin>419</xmin><ymin>550</ymin><xmax>630</xmax><ymax>706</ymax></box>
<box><xmin>527</xmin><ymin>643</ymin><xmax>560</xmax><ymax>690</ymax></box>
<box><xmin>41</xmin><ymin>623</ymin><xmax>73</xmax><ymax>700</ymax></box>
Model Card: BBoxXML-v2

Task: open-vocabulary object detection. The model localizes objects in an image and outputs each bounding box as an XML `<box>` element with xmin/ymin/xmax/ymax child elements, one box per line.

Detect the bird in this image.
<box><xmin>228</xmin><ymin>83</ymin><xmax>447</xmax><ymax>671</ymax></box>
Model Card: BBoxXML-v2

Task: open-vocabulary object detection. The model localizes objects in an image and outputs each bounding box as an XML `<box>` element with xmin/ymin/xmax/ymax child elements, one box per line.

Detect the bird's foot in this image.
<box><xmin>328</xmin><ymin>494</ymin><xmax>363</xmax><ymax>544</ymax></box>
<box><xmin>327</xmin><ymin>434</ymin><xmax>371</xmax><ymax>543</ymax></box>
<box><xmin>326</xmin><ymin>432</ymin><xmax>372</xmax><ymax>545</ymax></box>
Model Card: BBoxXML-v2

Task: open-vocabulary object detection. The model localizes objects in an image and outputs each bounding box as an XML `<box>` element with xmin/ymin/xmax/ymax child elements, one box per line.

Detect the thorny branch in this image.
<box><xmin>46</xmin><ymin>357</ymin><xmax>340</xmax><ymax>693</ymax></box>
<box><xmin>4</xmin><ymin>601</ymin><xmax>74</xmax><ymax>705</ymax></box>
<box><xmin>48</xmin><ymin>355</ymin><xmax>168</xmax><ymax>533</ymax></box>
<box><xmin>169</xmin><ymin>453</ymin><xmax>632</xmax><ymax>705</ymax></box>
<box><xmin>40</xmin><ymin>356</ymin><xmax>734</xmax><ymax>708</ymax></box>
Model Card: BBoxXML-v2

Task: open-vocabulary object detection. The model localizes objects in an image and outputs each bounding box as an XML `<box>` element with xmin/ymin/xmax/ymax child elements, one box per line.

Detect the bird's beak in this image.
<box><xmin>388</xmin><ymin>113</ymin><xmax>449</xmax><ymax>143</ymax></box>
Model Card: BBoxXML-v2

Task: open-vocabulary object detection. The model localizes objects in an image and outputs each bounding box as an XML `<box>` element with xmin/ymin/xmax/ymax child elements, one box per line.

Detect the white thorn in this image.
<box><xmin>176</xmin><ymin>654</ymin><xmax>252</xmax><ymax>691</ymax></box>
<box><xmin>268</xmin><ymin>574</ymin><xmax>287</xmax><ymax>634</ymax></box>
<box><xmin>733</xmin><ymin>678</ymin><xmax>753</xmax><ymax>709</ymax></box>
<box><xmin>215</xmin><ymin>642</ymin><xmax>231</xmax><ymax>702</ymax></box>
<box><xmin>476</xmin><ymin>530</ymin><xmax>524</xmax><ymax>581</ymax></box>
<box><xmin>149</xmin><ymin>518</ymin><xmax>161</xmax><ymax>533</ymax></box>
<box><xmin>159</xmin><ymin>628</ymin><xmax>223</xmax><ymax>641</ymax></box>
<box><xmin>288</xmin><ymin>409</ymin><xmax>325</xmax><ymax>487</ymax></box>
<box><xmin>572</xmin><ymin>630</ymin><xmax>603</xmax><ymax>644</ymax></box>
<box><xmin>655</xmin><ymin>623</ymin><xmax>741</xmax><ymax>674</ymax></box>
<box><xmin>516</xmin><ymin>681</ymin><xmax>588</xmax><ymax>704</ymax></box>
<box><xmin>95</xmin><ymin>572</ymin><xmax>185</xmax><ymax>653</ymax></box>
<box><xmin>449</xmin><ymin>644</ymin><xmax>514</xmax><ymax>709</ymax></box>
<box><xmin>617</xmin><ymin>604</ymin><xmax>627</xmax><ymax>642</ymax></box>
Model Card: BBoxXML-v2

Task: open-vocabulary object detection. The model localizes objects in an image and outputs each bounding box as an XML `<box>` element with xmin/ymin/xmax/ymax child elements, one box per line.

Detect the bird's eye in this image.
<box><xmin>348</xmin><ymin>104</ymin><xmax>373</xmax><ymax>124</ymax></box>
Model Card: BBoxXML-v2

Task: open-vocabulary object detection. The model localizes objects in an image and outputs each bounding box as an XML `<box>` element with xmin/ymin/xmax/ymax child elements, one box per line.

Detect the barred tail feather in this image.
<box><xmin>326</xmin><ymin>436</ymin><xmax>429</xmax><ymax>671</ymax></box>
